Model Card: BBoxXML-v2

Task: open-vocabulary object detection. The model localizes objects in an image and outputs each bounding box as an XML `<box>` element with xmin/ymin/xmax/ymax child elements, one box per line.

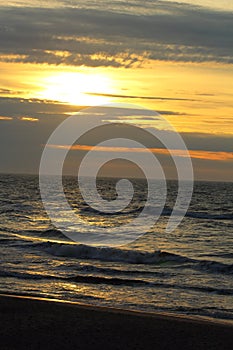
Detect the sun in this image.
<box><xmin>39</xmin><ymin>72</ymin><xmax>113</xmax><ymax>106</ymax></box>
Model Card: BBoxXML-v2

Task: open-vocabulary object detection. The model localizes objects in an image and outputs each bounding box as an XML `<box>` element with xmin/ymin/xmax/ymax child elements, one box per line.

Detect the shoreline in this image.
<box><xmin>0</xmin><ymin>292</ymin><xmax>233</xmax><ymax>327</ymax></box>
<box><xmin>0</xmin><ymin>294</ymin><xmax>232</xmax><ymax>350</ymax></box>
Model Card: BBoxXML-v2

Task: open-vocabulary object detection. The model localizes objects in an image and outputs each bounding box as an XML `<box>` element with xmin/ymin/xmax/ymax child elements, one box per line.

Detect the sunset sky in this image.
<box><xmin>0</xmin><ymin>0</ymin><xmax>232</xmax><ymax>181</ymax></box>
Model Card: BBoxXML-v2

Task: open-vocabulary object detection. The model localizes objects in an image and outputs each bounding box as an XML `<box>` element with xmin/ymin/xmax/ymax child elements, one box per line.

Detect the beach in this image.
<box><xmin>0</xmin><ymin>294</ymin><xmax>232</xmax><ymax>350</ymax></box>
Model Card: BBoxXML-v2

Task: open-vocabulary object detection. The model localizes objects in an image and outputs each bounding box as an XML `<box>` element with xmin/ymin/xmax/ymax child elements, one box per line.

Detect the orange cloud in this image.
<box><xmin>47</xmin><ymin>144</ymin><xmax>233</xmax><ymax>161</ymax></box>
<box><xmin>189</xmin><ymin>150</ymin><xmax>233</xmax><ymax>161</ymax></box>
<box><xmin>0</xmin><ymin>116</ymin><xmax>13</xmax><ymax>120</ymax></box>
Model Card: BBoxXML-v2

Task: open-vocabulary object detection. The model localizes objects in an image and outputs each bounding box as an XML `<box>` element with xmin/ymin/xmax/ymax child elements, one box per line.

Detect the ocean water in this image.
<box><xmin>0</xmin><ymin>174</ymin><xmax>232</xmax><ymax>322</ymax></box>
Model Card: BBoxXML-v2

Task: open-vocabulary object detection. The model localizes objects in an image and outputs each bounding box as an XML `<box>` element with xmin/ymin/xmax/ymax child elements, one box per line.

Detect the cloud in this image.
<box><xmin>0</xmin><ymin>115</ymin><xmax>13</xmax><ymax>120</ymax></box>
<box><xmin>157</xmin><ymin>110</ymin><xmax>190</xmax><ymax>116</ymax></box>
<box><xmin>189</xmin><ymin>150</ymin><xmax>233</xmax><ymax>161</ymax></box>
<box><xmin>47</xmin><ymin>143</ymin><xmax>233</xmax><ymax>162</ymax></box>
<box><xmin>19</xmin><ymin>116</ymin><xmax>39</xmax><ymax>122</ymax></box>
<box><xmin>0</xmin><ymin>95</ymin><xmax>232</xmax><ymax>152</ymax></box>
<box><xmin>181</xmin><ymin>132</ymin><xmax>233</xmax><ymax>153</ymax></box>
<box><xmin>85</xmin><ymin>92</ymin><xmax>196</xmax><ymax>101</ymax></box>
<box><xmin>0</xmin><ymin>96</ymin><xmax>82</xmax><ymax>119</ymax></box>
<box><xmin>0</xmin><ymin>4</ymin><xmax>232</xmax><ymax>67</ymax></box>
<box><xmin>0</xmin><ymin>95</ymin><xmax>232</xmax><ymax>179</ymax></box>
<box><xmin>0</xmin><ymin>88</ymin><xmax>24</xmax><ymax>95</ymax></box>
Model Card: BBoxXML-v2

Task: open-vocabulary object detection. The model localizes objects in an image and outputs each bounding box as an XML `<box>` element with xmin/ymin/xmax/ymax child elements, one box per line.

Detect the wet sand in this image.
<box><xmin>0</xmin><ymin>294</ymin><xmax>232</xmax><ymax>350</ymax></box>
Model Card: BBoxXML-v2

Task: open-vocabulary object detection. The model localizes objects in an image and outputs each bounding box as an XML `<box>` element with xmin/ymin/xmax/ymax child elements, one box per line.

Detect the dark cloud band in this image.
<box><xmin>0</xmin><ymin>4</ymin><xmax>232</xmax><ymax>67</ymax></box>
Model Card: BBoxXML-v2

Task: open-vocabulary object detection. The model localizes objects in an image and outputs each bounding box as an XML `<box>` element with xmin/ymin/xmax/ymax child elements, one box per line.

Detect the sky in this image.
<box><xmin>0</xmin><ymin>0</ymin><xmax>232</xmax><ymax>181</ymax></box>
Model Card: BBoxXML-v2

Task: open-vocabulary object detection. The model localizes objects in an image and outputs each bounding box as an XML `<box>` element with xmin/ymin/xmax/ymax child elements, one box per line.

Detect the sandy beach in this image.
<box><xmin>0</xmin><ymin>294</ymin><xmax>232</xmax><ymax>350</ymax></box>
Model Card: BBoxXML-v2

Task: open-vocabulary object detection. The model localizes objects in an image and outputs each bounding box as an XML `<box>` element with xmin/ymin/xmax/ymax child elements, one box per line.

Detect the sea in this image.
<box><xmin>0</xmin><ymin>174</ymin><xmax>232</xmax><ymax>322</ymax></box>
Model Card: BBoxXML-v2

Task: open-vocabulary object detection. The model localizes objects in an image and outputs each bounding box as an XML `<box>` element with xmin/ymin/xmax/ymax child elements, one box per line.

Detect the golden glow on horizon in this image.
<box><xmin>0</xmin><ymin>61</ymin><xmax>232</xmax><ymax>134</ymax></box>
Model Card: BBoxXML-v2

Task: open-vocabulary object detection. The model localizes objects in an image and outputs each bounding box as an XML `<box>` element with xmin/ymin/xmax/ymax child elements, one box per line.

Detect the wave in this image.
<box><xmin>80</xmin><ymin>206</ymin><xmax>141</xmax><ymax>216</ymax></box>
<box><xmin>185</xmin><ymin>212</ymin><xmax>233</xmax><ymax>220</ymax></box>
<box><xmin>11</xmin><ymin>229</ymin><xmax>71</xmax><ymax>241</ymax></box>
<box><xmin>200</xmin><ymin>252</ymin><xmax>233</xmax><ymax>259</ymax></box>
<box><xmin>1</xmin><ymin>231</ymin><xmax>232</xmax><ymax>275</ymax></box>
<box><xmin>21</xmin><ymin>240</ymin><xmax>232</xmax><ymax>275</ymax></box>
<box><xmin>39</xmin><ymin>229</ymin><xmax>69</xmax><ymax>239</ymax></box>
<box><xmin>78</xmin><ymin>205</ymin><xmax>233</xmax><ymax>220</ymax></box>
<box><xmin>78</xmin><ymin>265</ymin><xmax>167</xmax><ymax>277</ymax></box>
<box><xmin>196</xmin><ymin>260</ymin><xmax>233</xmax><ymax>274</ymax></box>
<box><xmin>162</xmin><ymin>207</ymin><xmax>233</xmax><ymax>220</ymax></box>
<box><xmin>0</xmin><ymin>269</ymin><xmax>150</xmax><ymax>286</ymax></box>
<box><xmin>1</xmin><ymin>269</ymin><xmax>232</xmax><ymax>295</ymax></box>
<box><xmin>68</xmin><ymin>275</ymin><xmax>149</xmax><ymax>286</ymax></box>
<box><xmin>41</xmin><ymin>242</ymin><xmax>189</xmax><ymax>264</ymax></box>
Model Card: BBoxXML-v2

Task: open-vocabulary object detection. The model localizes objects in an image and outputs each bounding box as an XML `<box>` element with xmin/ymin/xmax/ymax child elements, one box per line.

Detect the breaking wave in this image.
<box><xmin>17</xmin><ymin>240</ymin><xmax>233</xmax><ymax>275</ymax></box>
